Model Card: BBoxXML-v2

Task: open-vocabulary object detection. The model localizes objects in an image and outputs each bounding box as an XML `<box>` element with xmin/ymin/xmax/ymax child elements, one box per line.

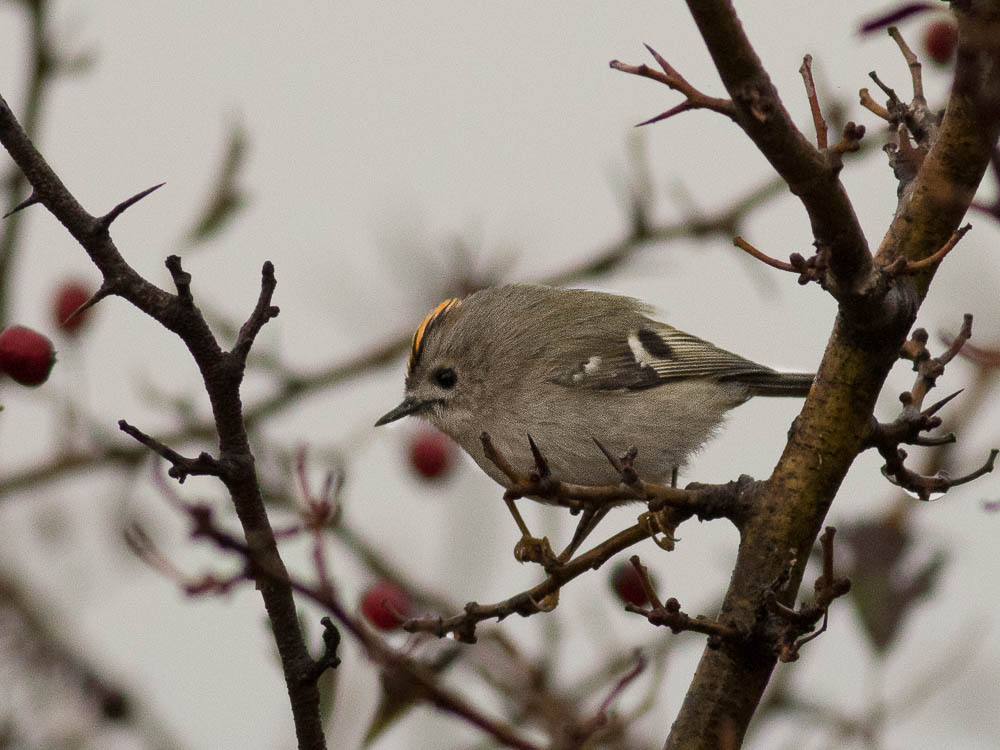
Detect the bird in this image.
<box><xmin>376</xmin><ymin>284</ymin><xmax>813</xmax><ymax>495</ymax></box>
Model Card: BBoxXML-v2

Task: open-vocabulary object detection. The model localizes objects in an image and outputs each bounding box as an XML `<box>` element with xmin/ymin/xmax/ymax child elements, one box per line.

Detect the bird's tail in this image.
<box><xmin>740</xmin><ymin>371</ymin><xmax>814</xmax><ymax>397</ymax></box>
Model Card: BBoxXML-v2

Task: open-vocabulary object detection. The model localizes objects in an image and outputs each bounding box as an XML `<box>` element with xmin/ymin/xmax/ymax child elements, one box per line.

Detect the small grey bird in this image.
<box><xmin>376</xmin><ymin>284</ymin><xmax>813</xmax><ymax>491</ymax></box>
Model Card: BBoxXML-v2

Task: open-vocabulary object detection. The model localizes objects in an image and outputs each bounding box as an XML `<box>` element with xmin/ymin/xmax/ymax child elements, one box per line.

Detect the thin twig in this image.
<box><xmin>887</xmin><ymin>26</ymin><xmax>924</xmax><ymax>101</ymax></box>
<box><xmin>480</xmin><ymin>433</ymin><xmax>708</xmax><ymax>513</ymax></box>
<box><xmin>869</xmin><ymin>70</ymin><xmax>900</xmax><ymax>106</ymax></box>
<box><xmin>858</xmin><ymin>88</ymin><xmax>891</xmax><ymax>121</ymax></box>
<box><xmin>568</xmin><ymin>651</ymin><xmax>648</xmax><ymax>744</ymax></box>
<box><xmin>117</xmin><ymin>420</ymin><xmax>221</xmax><ymax>482</ymax></box>
<box><xmin>405</xmin><ymin>519</ymin><xmax>661</xmax><ymax>642</ymax></box>
<box><xmin>629</xmin><ymin>555</ymin><xmax>664</xmax><ymax>610</ymax></box>
<box><xmin>627</xmin><ymin>595</ymin><xmax>744</xmax><ymax>642</ymax></box>
<box><xmin>799</xmin><ymin>55</ymin><xmax>827</xmax><ymax>149</ymax></box>
<box><xmin>732</xmin><ymin>236</ymin><xmax>797</xmax><ymax>272</ymax></box>
<box><xmin>232</xmin><ymin>260</ymin><xmax>280</xmax><ymax>363</ymax></box>
<box><xmin>610</xmin><ymin>44</ymin><xmax>736</xmax><ymax>123</ymax></box>
<box><xmin>890</xmin><ymin>223</ymin><xmax>971</xmax><ymax>274</ymax></box>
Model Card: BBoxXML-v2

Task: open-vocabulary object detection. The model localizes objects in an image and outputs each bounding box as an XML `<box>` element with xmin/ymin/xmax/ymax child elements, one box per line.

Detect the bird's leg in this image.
<box><xmin>555</xmin><ymin>505</ymin><xmax>611</xmax><ymax>565</ymax></box>
<box><xmin>504</xmin><ymin>496</ymin><xmax>557</xmax><ymax>567</ymax></box>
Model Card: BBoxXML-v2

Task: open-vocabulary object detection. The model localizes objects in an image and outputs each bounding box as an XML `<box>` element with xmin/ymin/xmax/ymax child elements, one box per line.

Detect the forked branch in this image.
<box><xmin>609</xmin><ymin>43</ymin><xmax>736</xmax><ymax>125</ymax></box>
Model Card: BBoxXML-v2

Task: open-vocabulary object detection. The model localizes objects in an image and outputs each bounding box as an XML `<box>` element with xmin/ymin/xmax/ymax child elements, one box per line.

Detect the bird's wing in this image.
<box><xmin>553</xmin><ymin>320</ymin><xmax>775</xmax><ymax>391</ymax></box>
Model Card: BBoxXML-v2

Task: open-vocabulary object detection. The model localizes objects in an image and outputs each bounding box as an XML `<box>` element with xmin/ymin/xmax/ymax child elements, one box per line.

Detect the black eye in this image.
<box><xmin>433</xmin><ymin>367</ymin><xmax>457</xmax><ymax>389</ymax></box>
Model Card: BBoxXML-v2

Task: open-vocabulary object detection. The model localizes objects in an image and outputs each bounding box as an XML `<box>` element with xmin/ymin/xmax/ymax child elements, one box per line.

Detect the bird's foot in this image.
<box><xmin>513</xmin><ymin>533</ymin><xmax>558</xmax><ymax>568</ymax></box>
<box><xmin>639</xmin><ymin>510</ymin><xmax>678</xmax><ymax>551</ymax></box>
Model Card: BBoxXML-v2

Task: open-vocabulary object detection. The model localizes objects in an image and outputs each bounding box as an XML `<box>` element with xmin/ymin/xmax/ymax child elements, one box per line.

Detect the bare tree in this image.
<box><xmin>1</xmin><ymin>2</ymin><xmax>998</xmax><ymax>749</ymax></box>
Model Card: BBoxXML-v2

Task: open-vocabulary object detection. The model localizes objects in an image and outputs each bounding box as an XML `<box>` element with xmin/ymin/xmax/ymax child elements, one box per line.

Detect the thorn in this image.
<box><xmin>526</xmin><ymin>434</ymin><xmax>550</xmax><ymax>478</ymax></box>
<box><xmin>922</xmin><ymin>388</ymin><xmax>963</xmax><ymax>417</ymax></box>
<box><xmin>593</xmin><ymin>437</ymin><xmax>623</xmax><ymax>473</ymax></box>
<box><xmin>62</xmin><ymin>282</ymin><xmax>114</xmax><ymax>326</ymax></box>
<box><xmin>95</xmin><ymin>182</ymin><xmax>165</xmax><ymax>232</ymax></box>
<box><xmin>635</xmin><ymin>102</ymin><xmax>691</xmax><ymax>127</ymax></box>
<box><xmin>3</xmin><ymin>192</ymin><xmax>39</xmax><ymax>219</ymax></box>
<box><xmin>642</xmin><ymin>43</ymin><xmax>670</xmax><ymax>75</ymax></box>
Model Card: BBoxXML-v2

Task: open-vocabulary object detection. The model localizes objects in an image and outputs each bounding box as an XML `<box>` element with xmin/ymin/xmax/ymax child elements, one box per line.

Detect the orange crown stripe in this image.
<box><xmin>408</xmin><ymin>297</ymin><xmax>461</xmax><ymax>374</ymax></box>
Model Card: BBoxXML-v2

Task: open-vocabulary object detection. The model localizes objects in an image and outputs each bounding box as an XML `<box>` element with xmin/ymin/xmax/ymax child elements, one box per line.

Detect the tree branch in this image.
<box><xmin>682</xmin><ymin>0</ymin><xmax>874</xmax><ymax>303</ymax></box>
<box><xmin>658</xmin><ymin>4</ymin><xmax>1000</xmax><ymax>748</ymax></box>
<box><xmin>0</xmin><ymin>93</ymin><xmax>327</xmax><ymax>749</ymax></box>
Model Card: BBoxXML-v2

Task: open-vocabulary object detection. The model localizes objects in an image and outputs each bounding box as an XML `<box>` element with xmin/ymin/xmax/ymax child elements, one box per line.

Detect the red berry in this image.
<box><xmin>408</xmin><ymin>429</ymin><xmax>454</xmax><ymax>480</ymax></box>
<box><xmin>0</xmin><ymin>326</ymin><xmax>56</xmax><ymax>386</ymax></box>
<box><xmin>52</xmin><ymin>281</ymin><xmax>93</xmax><ymax>334</ymax></box>
<box><xmin>610</xmin><ymin>560</ymin><xmax>654</xmax><ymax>607</ymax></box>
<box><xmin>923</xmin><ymin>20</ymin><xmax>957</xmax><ymax>65</ymax></box>
<box><xmin>360</xmin><ymin>581</ymin><xmax>412</xmax><ymax>631</ymax></box>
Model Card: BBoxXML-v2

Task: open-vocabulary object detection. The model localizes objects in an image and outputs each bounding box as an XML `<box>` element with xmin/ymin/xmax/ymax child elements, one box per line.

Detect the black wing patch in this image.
<box><xmin>636</xmin><ymin>327</ymin><xmax>673</xmax><ymax>359</ymax></box>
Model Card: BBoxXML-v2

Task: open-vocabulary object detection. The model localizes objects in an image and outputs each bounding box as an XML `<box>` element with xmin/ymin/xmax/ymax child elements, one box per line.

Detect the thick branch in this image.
<box><xmin>662</xmin><ymin>4</ymin><xmax>1000</xmax><ymax>749</ymax></box>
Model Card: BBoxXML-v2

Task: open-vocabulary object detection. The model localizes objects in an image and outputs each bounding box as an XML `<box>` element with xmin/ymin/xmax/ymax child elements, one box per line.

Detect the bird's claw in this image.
<box><xmin>639</xmin><ymin>510</ymin><xmax>678</xmax><ymax>551</ymax></box>
<box><xmin>514</xmin><ymin>534</ymin><xmax>558</xmax><ymax>567</ymax></box>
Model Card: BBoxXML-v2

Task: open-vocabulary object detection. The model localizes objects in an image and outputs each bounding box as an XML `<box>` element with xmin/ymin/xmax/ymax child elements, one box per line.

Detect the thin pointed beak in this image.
<box><xmin>374</xmin><ymin>398</ymin><xmax>425</xmax><ymax>426</ymax></box>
